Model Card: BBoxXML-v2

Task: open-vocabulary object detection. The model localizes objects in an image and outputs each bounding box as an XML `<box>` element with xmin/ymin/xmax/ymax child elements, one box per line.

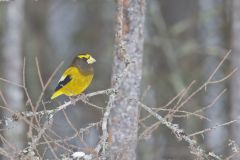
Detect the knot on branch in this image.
<box><xmin>12</xmin><ymin>112</ymin><xmax>22</xmax><ymax>121</ymax></box>
<box><xmin>172</xmin><ymin>124</ymin><xmax>185</xmax><ymax>141</ymax></box>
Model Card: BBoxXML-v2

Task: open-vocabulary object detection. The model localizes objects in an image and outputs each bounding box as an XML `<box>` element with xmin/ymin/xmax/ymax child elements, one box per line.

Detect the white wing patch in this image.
<box><xmin>59</xmin><ymin>75</ymin><xmax>67</xmax><ymax>82</ymax></box>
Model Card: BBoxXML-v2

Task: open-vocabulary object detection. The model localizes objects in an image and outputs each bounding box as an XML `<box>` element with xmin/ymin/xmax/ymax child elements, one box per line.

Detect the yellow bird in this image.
<box><xmin>51</xmin><ymin>53</ymin><xmax>96</xmax><ymax>99</ymax></box>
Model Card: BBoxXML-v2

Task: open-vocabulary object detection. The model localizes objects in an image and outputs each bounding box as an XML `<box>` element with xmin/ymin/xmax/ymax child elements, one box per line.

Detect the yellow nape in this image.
<box><xmin>51</xmin><ymin>90</ymin><xmax>63</xmax><ymax>99</ymax></box>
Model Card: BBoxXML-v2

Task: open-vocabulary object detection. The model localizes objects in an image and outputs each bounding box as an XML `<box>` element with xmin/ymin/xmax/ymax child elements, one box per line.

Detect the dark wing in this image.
<box><xmin>54</xmin><ymin>75</ymin><xmax>72</xmax><ymax>91</ymax></box>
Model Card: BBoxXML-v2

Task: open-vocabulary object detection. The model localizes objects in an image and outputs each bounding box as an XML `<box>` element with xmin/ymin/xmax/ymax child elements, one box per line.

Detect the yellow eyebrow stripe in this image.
<box><xmin>78</xmin><ymin>54</ymin><xmax>90</xmax><ymax>59</ymax></box>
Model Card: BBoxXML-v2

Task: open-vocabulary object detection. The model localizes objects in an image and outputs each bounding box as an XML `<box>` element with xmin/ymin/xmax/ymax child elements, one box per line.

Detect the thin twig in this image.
<box><xmin>189</xmin><ymin>119</ymin><xmax>238</xmax><ymax>137</ymax></box>
<box><xmin>35</xmin><ymin>57</ymin><xmax>44</xmax><ymax>89</ymax></box>
<box><xmin>138</xmin><ymin>100</ymin><xmax>222</xmax><ymax>160</ymax></box>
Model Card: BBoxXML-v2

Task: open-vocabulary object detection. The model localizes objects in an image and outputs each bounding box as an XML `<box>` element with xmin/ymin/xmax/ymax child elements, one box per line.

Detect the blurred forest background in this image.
<box><xmin>0</xmin><ymin>0</ymin><xmax>240</xmax><ymax>159</ymax></box>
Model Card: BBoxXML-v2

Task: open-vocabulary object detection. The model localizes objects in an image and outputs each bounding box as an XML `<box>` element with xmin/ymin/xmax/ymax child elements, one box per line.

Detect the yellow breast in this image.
<box><xmin>51</xmin><ymin>66</ymin><xmax>93</xmax><ymax>99</ymax></box>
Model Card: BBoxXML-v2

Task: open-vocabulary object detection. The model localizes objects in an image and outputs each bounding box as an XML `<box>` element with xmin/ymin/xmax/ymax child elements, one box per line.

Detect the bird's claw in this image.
<box><xmin>69</xmin><ymin>97</ymin><xmax>77</xmax><ymax>105</ymax></box>
<box><xmin>78</xmin><ymin>93</ymin><xmax>89</xmax><ymax>103</ymax></box>
<box><xmin>69</xmin><ymin>94</ymin><xmax>88</xmax><ymax>105</ymax></box>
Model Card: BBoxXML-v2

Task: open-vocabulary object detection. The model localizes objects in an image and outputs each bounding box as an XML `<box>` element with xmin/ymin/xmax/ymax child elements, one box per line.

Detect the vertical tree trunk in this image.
<box><xmin>231</xmin><ymin>0</ymin><xmax>240</xmax><ymax>158</ymax></box>
<box><xmin>198</xmin><ymin>0</ymin><xmax>226</xmax><ymax>154</ymax></box>
<box><xmin>109</xmin><ymin>0</ymin><xmax>145</xmax><ymax>159</ymax></box>
<box><xmin>2</xmin><ymin>0</ymin><xmax>25</xmax><ymax>151</ymax></box>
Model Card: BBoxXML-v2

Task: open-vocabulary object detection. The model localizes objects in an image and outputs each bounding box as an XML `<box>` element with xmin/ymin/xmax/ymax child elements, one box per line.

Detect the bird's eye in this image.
<box><xmin>82</xmin><ymin>57</ymin><xmax>88</xmax><ymax>61</ymax></box>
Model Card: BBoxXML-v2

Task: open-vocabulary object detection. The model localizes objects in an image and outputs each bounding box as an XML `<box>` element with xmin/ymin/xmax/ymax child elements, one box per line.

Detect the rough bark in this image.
<box><xmin>2</xmin><ymin>0</ymin><xmax>25</xmax><ymax>151</ymax></box>
<box><xmin>231</xmin><ymin>0</ymin><xmax>240</xmax><ymax>157</ymax></box>
<box><xmin>198</xmin><ymin>0</ymin><xmax>226</xmax><ymax>154</ymax></box>
<box><xmin>109</xmin><ymin>0</ymin><xmax>145</xmax><ymax>159</ymax></box>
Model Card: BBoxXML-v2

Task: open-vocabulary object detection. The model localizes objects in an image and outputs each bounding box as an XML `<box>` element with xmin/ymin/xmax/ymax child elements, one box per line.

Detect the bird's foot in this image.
<box><xmin>78</xmin><ymin>93</ymin><xmax>89</xmax><ymax>103</ymax></box>
<box><xmin>69</xmin><ymin>96</ymin><xmax>78</xmax><ymax>105</ymax></box>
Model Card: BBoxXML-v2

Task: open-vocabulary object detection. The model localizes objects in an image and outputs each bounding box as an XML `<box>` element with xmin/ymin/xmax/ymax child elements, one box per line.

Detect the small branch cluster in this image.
<box><xmin>0</xmin><ymin>51</ymin><xmax>238</xmax><ymax>159</ymax></box>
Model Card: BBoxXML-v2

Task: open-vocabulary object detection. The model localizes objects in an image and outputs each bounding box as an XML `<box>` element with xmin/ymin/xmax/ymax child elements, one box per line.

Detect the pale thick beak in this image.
<box><xmin>87</xmin><ymin>56</ymin><xmax>96</xmax><ymax>64</ymax></box>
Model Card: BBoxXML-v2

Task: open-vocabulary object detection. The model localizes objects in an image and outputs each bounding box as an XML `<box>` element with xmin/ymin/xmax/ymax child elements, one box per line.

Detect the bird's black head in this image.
<box><xmin>72</xmin><ymin>53</ymin><xmax>95</xmax><ymax>74</ymax></box>
<box><xmin>77</xmin><ymin>53</ymin><xmax>96</xmax><ymax>64</ymax></box>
